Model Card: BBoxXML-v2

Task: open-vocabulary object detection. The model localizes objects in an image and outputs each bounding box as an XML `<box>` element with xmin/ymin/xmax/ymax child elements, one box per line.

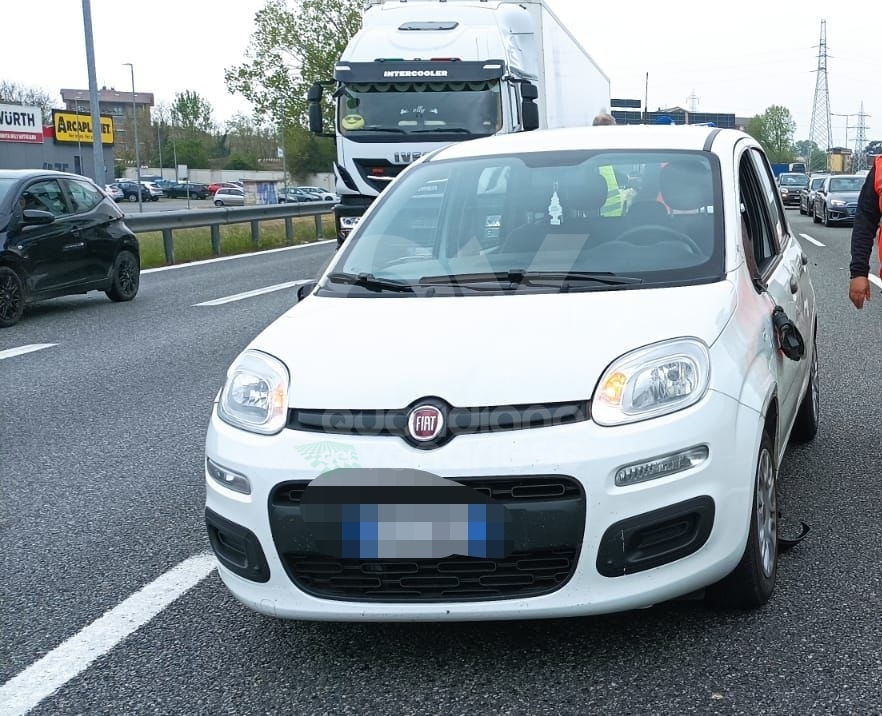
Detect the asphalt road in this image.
<box><xmin>1</xmin><ymin>212</ymin><xmax>881</xmax><ymax>715</ymax></box>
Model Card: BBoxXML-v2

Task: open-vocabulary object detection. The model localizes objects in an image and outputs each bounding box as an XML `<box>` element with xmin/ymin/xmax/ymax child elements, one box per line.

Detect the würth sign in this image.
<box><xmin>0</xmin><ymin>104</ymin><xmax>43</xmax><ymax>144</ymax></box>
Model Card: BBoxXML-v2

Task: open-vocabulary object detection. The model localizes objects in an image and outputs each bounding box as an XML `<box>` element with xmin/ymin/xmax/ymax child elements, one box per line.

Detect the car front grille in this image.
<box><xmin>282</xmin><ymin>549</ymin><xmax>578</xmax><ymax>601</ymax></box>
<box><xmin>268</xmin><ymin>475</ymin><xmax>586</xmax><ymax>602</ymax></box>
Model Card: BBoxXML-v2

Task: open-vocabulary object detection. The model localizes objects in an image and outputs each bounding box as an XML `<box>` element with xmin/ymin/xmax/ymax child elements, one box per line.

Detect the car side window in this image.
<box><xmin>64</xmin><ymin>179</ymin><xmax>103</xmax><ymax>214</ymax></box>
<box><xmin>748</xmin><ymin>148</ymin><xmax>787</xmax><ymax>246</ymax></box>
<box><xmin>21</xmin><ymin>179</ymin><xmax>70</xmax><ymax>217</ymax></box>
<box><xmin>738</xmin><ymin>151</ymin><xmax>779</xmax><ymax>278</ymax></box>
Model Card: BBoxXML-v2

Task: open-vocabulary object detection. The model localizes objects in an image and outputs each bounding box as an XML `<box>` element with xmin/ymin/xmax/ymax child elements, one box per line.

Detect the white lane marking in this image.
<box><xmin>799</xmin><ymin>233</ymin><xmax>825</xmax><ymax>247</ymax></box>
<box><xmin>0</xmin><ymin>553</ymin><xmax>216</xmax><ymax>716</ymax></box>
<box><xmin>142</xmin><ymin>240</ymin><xmax>335</xmax><ymax>274</ymax></box>
<box><xmin>870</xmin><ymin>275</ymin><xmax>882</xmax><ymax>289</ymax></box>
<box><xmin>0</xmin><ymin>344</ymin><xmax>57</xmax><ymax>361</ymax></box>
<box><xmin>194</xmin><ymin>279</ymin><xmax>311</xmax><ymax>306</ymax></box>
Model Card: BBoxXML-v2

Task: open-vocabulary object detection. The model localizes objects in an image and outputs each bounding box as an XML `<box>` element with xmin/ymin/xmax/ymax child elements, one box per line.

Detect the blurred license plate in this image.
<box><xmin>341</xmin><ymin>502</ymin><xmax>505</xmax><ymax>559</ymax></box>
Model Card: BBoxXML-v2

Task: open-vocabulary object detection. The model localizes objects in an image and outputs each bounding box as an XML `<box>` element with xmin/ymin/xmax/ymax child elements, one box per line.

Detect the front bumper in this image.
<box><xmin>204</xmin><ymin>390</ymin><xmax>761</xmax><ymax>621</ymax></box>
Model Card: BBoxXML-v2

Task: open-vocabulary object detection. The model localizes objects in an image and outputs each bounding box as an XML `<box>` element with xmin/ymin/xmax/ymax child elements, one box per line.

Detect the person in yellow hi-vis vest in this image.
<box><xmin>592</xmin><ymin>112</ymin><xmax>627</xmax><ymax>216</ymax></box>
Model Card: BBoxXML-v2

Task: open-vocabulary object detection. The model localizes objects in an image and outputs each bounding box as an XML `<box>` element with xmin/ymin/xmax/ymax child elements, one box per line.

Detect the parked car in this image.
<box><xmin>213</xmin><ymin>187</ymin><xmax>245</xmax><ymax>207</ymax></box>
<box><xmin>164</xmin><ymin>182</ymin><xmax>210</xmax><ymax>200</ymax></box>
<box><xmin>104</xmin><ymin>184</ymin><xmax>124</xmax><ymax>201</ymax></box>
<box><xmin>208</xmin><ymin>182</ymin><xmax>241</xmax><ymax>195</ymax></box>
<box><xmin>297</xmin><ymin>186</ymin><xmax>338</xmax><ymax>201</ymax></box>
<box><xmin>775</xmin><ymin>172</ymin><xmax>808</xmax><ymax>206</ymax></box>
<box><xmin>203</xmin><ymin>124</ymin><xmax>819</xmax><ymax>621</ymax></box>
<box><xmin>278</xmin><ymin>187</ymin><xmax>320</xmax><ymax>203</ymax></box>
<box><xmin>0</xmin><ymin>169</ymin><xmax>140</xmax><ymax>327</ymax></box>
<box><xmin>110</xmin><ymin>180</ymin><xmax>150</xmax><ymax>203</ymax></box>
<box><xmin>139</xmin><ymin>181</ymin><xmax>163</xmax><ymax>201</ymax></box>
<box><xmin>799</xmin><ymin>174</ymin><xmax>828</xmax><ymax>217</ymax></box>
<box><xmin>812</xmin><ymin>173</ymin><xmax>864</xmax><ymax>226</ymax></box>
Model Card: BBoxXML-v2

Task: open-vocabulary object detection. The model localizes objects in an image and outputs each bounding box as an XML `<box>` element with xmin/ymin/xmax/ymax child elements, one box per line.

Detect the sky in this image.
<box><xmin>2</xmin><ymin>0</ymin><xmax>879</xmax><ymax>149</ymax></box>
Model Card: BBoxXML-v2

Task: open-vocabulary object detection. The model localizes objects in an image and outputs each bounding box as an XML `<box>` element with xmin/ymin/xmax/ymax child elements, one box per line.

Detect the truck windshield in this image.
<box><xmin>338</xmin><ymin>80</ymin><xmax>502</xmax><ymax>139</ymax></box>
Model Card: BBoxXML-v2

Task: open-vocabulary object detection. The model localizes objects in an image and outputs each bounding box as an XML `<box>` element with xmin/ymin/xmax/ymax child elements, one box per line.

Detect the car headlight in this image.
<box><xmin>830</xmin><ymin>199</ymin><xmax>845</xmax><ymax>207</ymax></box>
<box><xmin>217</xmin><ymin>349</ymin><xmax>290</xmax><ymax>435</ymax></box>
<box><xmin>592</xmin><ymin>338</ymin><xmax>711</xmax><ymax>426</ymax></box>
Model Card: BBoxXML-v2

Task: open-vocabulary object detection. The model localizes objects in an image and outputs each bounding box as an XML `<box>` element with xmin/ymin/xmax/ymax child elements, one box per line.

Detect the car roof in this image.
<box><xmin>425</xmin><ymin>124</ymin><xmax>748</xmax><ymax>163</ymax></box>
<box><xmin>0</xmin><ymin>168</ymin><xmax>93</xmax><ymax>182</ymax></box>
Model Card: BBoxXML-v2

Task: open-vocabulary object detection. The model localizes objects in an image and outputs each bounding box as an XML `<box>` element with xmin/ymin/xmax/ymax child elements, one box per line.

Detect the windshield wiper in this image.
<box><xmin>419</xmin><ymin>269</ymin><xmax>644</xmax><ymax>289</ymax></box>
<box><xmin>410</xmin><ymin>127</ymin><xmax>473</xmax><ymax>134</ymax></box>
<box><xmin>361</xmin><ymin>126</ymin><xmax>406</xmax><ymax>134</ymax></box>
<box><xmin>326</xmin><ymin>272</ymin><xmax>414</xmax><ymax>293</ymax></box>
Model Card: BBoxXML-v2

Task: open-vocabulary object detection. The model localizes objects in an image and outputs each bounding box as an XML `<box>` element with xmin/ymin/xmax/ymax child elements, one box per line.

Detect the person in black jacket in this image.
<box><xmin>848</xmin><ymin>161</ymin><xmax>882</xmax><ymax>309</ymax></box>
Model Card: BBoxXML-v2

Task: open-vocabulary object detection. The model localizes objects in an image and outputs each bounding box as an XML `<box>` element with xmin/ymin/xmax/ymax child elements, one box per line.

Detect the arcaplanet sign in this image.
<box><xmin>52</xmin><ymin>110</ymin><xmax>114</xmax><ymax>145</ymax></box>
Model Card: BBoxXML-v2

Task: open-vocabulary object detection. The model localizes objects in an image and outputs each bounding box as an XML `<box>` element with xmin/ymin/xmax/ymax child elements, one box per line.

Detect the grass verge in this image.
<box><xmin>136</xmin><ymin>216</ymin><xmax>337</xmax><ymax>269</ymax></box>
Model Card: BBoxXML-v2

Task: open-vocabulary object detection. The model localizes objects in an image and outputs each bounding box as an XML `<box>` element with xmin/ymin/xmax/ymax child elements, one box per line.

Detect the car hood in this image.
<box><xmin>827</xmin><ymin>190</ymin><xmax>860</xmax><ymax>201</ymax></box>
<box><xmin>249</xmin><ymin>281</ymin><xmax>738</xmax><ymax>408</ymax></box>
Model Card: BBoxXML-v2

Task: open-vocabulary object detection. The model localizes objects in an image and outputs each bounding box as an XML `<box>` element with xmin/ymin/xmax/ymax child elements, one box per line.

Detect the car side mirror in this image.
<box><xmin>297</xmin><ymin>281</ymin><xmax>317</xmax><ymax>302</ymax></box>
<box><xmin>22</xmin><ymin>209</ymin><xmax>56</xmax><ymax>225</ymax></box>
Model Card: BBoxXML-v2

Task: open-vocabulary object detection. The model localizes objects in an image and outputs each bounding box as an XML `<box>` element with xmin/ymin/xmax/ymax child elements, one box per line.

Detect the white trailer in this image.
<box><xmin>308</xmin><ymin>0</ymin><xmax>610</xmax><ymax>245</ymax></box>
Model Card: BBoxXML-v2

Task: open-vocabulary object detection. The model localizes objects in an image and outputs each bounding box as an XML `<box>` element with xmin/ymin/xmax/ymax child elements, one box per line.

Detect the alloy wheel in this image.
<box><xmin>755</xmin><ymin>448</ymin><xmax>777</xmax><ymax>578</ymax></box>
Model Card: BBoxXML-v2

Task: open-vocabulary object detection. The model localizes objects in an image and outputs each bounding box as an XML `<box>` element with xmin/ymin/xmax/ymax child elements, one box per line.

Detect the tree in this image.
<box><xmin>0</xmin><ymin>80</ymin><xmax>55</xmax><ymax>124</ymax></box>
<box><xmin>744</xmin><ymin>106</ymin><xmax>797</xmax><ymax>164</ymax></box>
<box><xmin>171</xmin><ymin>90</ymin><xmax>215</xmax><ymax>134</ymax></box>
<box><xmin>224</xmin><ymin>0</ymin><xmax>363</xmax><ymax>130</ymax></box>
<box><xmin>794</xmin><ymin>139</ymin><xmax>826</xmax><ymax>172</ymax></box>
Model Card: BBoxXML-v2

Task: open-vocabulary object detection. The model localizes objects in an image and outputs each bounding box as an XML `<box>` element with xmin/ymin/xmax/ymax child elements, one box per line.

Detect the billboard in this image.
<box><xmin>52</xmin><ymin>110</ymin><xmax>114</xmax><ymax>145</ymax></box>
<box><xmin>0</xmin><ymin>103</ymin><xmax>44</xmax><ymax>143</ymax></box>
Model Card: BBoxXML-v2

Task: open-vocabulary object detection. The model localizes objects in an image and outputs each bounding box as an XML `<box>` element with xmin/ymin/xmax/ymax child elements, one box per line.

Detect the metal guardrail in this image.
<box><xmin>122</xmin><ymin>201</ymin><xmax>335</xmax><ymax>265</ymax></box>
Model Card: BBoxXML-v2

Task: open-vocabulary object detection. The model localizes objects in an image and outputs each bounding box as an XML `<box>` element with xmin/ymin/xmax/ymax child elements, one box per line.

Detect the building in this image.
<box><xmin>60</xmin><ymin>86</ymin><xmax>153</xmax><ymax>161</ymax></box>
<box><xmin>0</xmin><ymin>102</ymin><xmax>115</xmax><ymax>181</ymax></box>
<box><xmin>610</xmin><ymin>99</ymin><xmax>738</xmax><ymax>129</ymax></box>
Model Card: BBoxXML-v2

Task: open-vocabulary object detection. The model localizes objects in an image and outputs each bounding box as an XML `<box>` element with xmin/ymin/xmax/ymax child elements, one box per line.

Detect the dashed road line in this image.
<box><xmin>799</xmin><ymin>233</ymin><xmax>825</xmax><ymax>247</ymax></box>
<box><xmin>0</xmin><ymin>553</ymin><xmax>216</xmax><ymax>716</ymax></box>
<box><xmin>0</xmin><ymin>344</ymin><xmax>57</xmax><ymax>361</ymax></box>
<box><xmin>194</xmin><ymin>279</ymin><xmax>311</xmax><ymax>306</ymax></box>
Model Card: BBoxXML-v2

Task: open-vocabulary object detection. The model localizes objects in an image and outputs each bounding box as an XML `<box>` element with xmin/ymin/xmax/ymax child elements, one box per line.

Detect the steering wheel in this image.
<box><xmin>342</xmin><ymin>114</ymin><xmax>365</xmax><ymax>130</ymax></box>
<box><xmin>617</xmin><ymin>224</ymin><xmax>703</xmax><ymax>255</ymax></box>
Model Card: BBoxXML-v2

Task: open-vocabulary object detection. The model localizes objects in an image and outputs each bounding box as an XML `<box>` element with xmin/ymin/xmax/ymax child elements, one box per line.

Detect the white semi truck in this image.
<box><xmin>307</xmin><ymin>0</ymin><xmax>611</xmax><ymax>246</ymax></box>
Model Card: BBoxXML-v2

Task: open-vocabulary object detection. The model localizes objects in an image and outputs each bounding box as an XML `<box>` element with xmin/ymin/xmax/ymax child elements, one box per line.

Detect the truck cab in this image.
<box><xmin>308</xmin><ymin>0</ymin><xmax>608</xmax><ymax>246</ymax></box>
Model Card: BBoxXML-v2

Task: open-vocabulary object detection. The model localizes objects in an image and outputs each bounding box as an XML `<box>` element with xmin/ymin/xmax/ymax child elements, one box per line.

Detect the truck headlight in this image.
<box><xmin>217</xmin><ymin>349</ymin><xmax>290</xmax><ymax>435</ymax></box>
<box><xmin>592</xmin><ymin>338</ymin><xmax>711</xmax><ymax>426</ymax></box>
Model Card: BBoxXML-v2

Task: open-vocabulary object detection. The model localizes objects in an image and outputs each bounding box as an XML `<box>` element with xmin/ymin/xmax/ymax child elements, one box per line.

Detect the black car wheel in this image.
<box><xmin>0</xmin><ymin>266</ymin><xmax>25</xmax><ymax>328</ymax></box>
<box><xmin>105</xmin><ymin>250</ymin><xmax>140</xmax><ymax>302</ymax></box>
<box><xmin>127</xmin><ymin>193</ymin><xmax>138</xmax><ymax>202</ymax></box>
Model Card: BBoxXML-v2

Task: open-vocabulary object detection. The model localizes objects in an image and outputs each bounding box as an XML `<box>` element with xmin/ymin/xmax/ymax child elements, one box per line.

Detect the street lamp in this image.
<box><xmin>122</xmin><ymin>62</ymin><xmax>142</xmax><ymax>212</ymax></box>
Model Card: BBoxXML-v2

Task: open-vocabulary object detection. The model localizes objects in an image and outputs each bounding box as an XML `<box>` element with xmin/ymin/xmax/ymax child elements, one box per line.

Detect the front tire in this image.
<box><xmin>706</xmin><ymin>430</ymin><xmax>778</xmax><ymax>609</ymax></box>
<box><xmin>105</xmin><ymin>249</ymin><xmax>140</xmax><ymax>302</ymax></box>
<box><xmin>0</xmin><ymin>266</ymin><xmax>25</xmax><ymax>328</ymax></box>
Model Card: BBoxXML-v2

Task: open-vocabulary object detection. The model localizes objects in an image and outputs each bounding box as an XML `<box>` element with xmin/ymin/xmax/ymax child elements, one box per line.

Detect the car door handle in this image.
<box><xmin>789</xmin><ymin>275</ymin><xmax>799</xmax><ymax>294</ymax></box>
<box><xmin>63</xmin><ymin>241</ymin><xmax>86</xmax><ymax>251</ymax></box>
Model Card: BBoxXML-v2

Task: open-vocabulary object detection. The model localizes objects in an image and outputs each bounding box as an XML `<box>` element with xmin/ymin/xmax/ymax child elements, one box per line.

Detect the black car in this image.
<box><xmin>0</xmin><ymin>169</ymin><xmax>141</xmax><ymax>327</ymax></box>
<box><xmin>164</xmin><ymin>182</ymin><xmax>209</xmax><ymax>200</ymax></box>
<box><xmin>111</xmin><ymin>180</ymin><xmax>151</xmax><ymax>203</ymax></box>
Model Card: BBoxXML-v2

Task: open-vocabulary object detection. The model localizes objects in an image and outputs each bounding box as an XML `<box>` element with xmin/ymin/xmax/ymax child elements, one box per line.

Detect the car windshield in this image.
<box><xmin>829</xmin><ymin>177</ymin><xmax>863</xmax><ymax>192</ymax></box>
<box><xmin>0</xmin><ymin>178</ymin><xmax>16</xmax><ymax>206</ymax></box>
<box><xmin>780</xmin><ymin>174</ymin><xmax>808</xmax><ymax>186</ymax></box>
<box><xmin>338</xmin><ymin>80</ymin><xmax>502</xmax><ymax>139</ymax></box>
<box><xmin>328</xmin><ymin>149</ymin><xmax>724</xmax><ymax>296</ymax></box>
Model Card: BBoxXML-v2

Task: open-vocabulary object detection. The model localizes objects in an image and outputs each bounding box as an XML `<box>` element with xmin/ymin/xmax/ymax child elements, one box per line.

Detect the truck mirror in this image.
<box><xmin>520</xmin><ymin>82</ymin><xmax>539</xmax><ymax>131</ymax></box>
<box><xmin>307</xmin><ymin>83</ymin><xmax>324</xmax><ymax>134</ymax></box>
